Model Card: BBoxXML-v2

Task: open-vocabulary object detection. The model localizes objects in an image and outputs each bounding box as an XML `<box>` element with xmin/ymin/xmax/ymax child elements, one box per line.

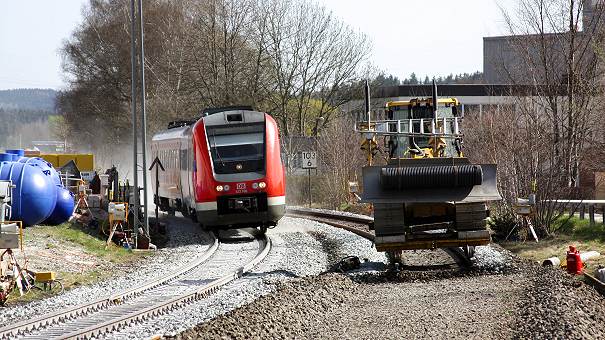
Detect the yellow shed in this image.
<box><xmin>41</xmin><ymin>153</ymin><xmax>95</xmax><ymax>172</ymax></box>
<box><xmin>39</xmin><ymin>154</ymin><xmax>59</xmax><ymax>168</ymax></box>
<box><xmin>57</xmin><ymin>154</ymin><xmax>76</xmax><ymax>169</ymax></box>
<box><xmin>75</xmin><ymin>154</ymin><xmax>94</xmax><ymax>171</ymax></box>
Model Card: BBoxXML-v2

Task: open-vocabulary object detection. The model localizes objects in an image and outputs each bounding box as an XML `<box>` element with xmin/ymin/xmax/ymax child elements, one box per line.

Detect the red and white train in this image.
<box><xmin>150</xmin><ymin>106</ymin><xmax>286</xmax><ymax>232</ymax></box>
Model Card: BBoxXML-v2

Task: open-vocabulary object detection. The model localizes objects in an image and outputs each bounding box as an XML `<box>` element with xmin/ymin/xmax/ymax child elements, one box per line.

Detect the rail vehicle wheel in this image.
<box><xmin>386</xmin><ymin>250</ymin><xmax>403</xmax><ymax>269</ymax></box>
<box><xmin>444</xmin><ymin>247</ymin><xmax>476</xmax><ymax>268</ymax></box>
<box><xmin>200</xmin><ymin>224</ymin><xmax>218</xmax><ymax>234</ymax></box>
<box><xmin>463</xmin><ymin>245</ymin><xmax>476</xmax><ymax>260</ymax></box>
<box><xmin>189</xmin><ymin>209</ymin><xmax>198</xmax><ymax>222</ymax></box>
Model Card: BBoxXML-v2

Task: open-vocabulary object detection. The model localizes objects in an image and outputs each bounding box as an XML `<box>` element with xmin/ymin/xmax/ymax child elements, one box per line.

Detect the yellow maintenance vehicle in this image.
<box><xmin>357</xmin><ymin>81</ymin><xmax>501</xmax><ymax>266</ymax></box>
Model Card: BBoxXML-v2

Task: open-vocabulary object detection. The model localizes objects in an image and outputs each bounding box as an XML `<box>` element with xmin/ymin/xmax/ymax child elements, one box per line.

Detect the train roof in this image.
<box><xmin>152</xmin><ymin>124</ymin><xmax>191</xmax><ymax>141</ymax></box>
<box><xmin>203</xmin><ymin>109</ymin><xmax>265</xmax><ymax>127</ymax></box>
<box><xmin>200</xmin><ymin>106</ymin><xmax>254</xmax><ymax>117</ymax></box>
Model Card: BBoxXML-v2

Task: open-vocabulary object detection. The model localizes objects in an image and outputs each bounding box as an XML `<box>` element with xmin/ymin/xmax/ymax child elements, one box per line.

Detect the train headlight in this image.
<box><xmin>258</xmin><ymin>181</ymin><xmax>266</xmax><ymax>189</ymax></box>
<box><xmin>216</xmin><ymin>185</ymin><xmax>224</xmax><ymax>192</ymax></box>
<box><xmin>223</xmin><ymin>184</ymin><xmax>230</xmax><ymax>191</ymax></box>
<box><xmin>252</xmin><ymin>183</ymin><xmax>258</xmax><ymax>189</ymax></box>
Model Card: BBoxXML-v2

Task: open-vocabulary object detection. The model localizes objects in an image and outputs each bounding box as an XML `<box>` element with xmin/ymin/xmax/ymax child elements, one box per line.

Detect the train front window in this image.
<box><xmin>207</xmin><ymin>125</ymin><xmax>266</xmax><ymax>174</ymax></box>
<box><xmin>211</xmin><ymin>143</ymin><xmax>263</xmax><ymax>161</ymax></box>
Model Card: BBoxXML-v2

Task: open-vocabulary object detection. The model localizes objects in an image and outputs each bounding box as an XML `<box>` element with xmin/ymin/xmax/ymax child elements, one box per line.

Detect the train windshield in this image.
<box><xmin>207</xmin><ymin>125</ymin><xmax>265</xmax><ymax>174</ymax></box>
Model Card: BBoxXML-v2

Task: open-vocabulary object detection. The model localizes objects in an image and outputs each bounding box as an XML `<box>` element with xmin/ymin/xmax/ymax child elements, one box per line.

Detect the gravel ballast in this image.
<box><xmin>175</xmin><ymin>243</ymin><xmax>605</xmax><ymax>339</ymax></box>
<box><xmin>5</xmin><ymin>212</ymin><xmax>605</xmax><ymax>340</ymax></box>
<box><xmin>106</xmin><ymin>217</ymin><xmax>382</xmax><ymax>339</ymax></box>
<box><xmin>514</xmin><ymin>264</ymin><xmax>605</xmax><ymax>339</ymax></box>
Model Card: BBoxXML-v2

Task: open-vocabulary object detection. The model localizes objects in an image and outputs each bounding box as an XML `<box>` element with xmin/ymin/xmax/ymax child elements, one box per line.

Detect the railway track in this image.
<box><xmin>286</xmin><ymin>206</ymin><xmax>475</xmax><ymax>267</ymax></box>
<box><xmin>0</xmin><ymin>232</ymin><xmax>271</xmax><ymax>340</ymax></box>
<box><xmin>286</xmin><ymin>207</ymin><xmax>374</xmax><ymax>240</ymax></box>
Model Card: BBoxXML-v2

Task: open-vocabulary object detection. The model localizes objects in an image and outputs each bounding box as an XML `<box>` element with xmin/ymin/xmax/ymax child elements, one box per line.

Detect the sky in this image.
<box><xmin>0</xmin><ymin>0</ymin><xmax>89</xmax><ymax>90</ymax></box>
<box><xmin>319</xmin><ymin>0</ymin><xmax>509</xmax><ymax>80</ymax></box>
<box><xmin>0</xmin><ymin>0</ymin><xmax>510</xmax><ymax>90</ymax></box>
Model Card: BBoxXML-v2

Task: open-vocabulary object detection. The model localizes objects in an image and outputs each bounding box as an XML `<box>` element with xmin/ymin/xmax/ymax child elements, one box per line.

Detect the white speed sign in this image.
<box><xmin>301</xmin><ymin>151</ymin><xmax>317</xmax><ymax>169</ymax></box>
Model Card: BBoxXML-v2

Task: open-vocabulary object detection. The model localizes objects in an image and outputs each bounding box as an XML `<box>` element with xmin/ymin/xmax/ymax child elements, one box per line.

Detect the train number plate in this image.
<box><xmin>236</xmin><ymin>182</ymin><xmax>247</xmax><ymax>193</ymax></box>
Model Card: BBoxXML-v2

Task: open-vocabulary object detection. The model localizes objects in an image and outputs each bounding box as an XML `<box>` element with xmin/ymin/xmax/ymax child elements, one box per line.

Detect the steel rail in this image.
<box><xmin>286</xmin><ymin>206</ymin><xmax>374</xmax><ymax>240</ymax></box>
<box><xmin>0</xmin><ymin>233</ymin><xmax>220</xmax><ymax>339</ymax></box>
<box><xmin>60</xmin><ymin>235</ymin><xmax>271</xmax><ymax>340</ymax></box>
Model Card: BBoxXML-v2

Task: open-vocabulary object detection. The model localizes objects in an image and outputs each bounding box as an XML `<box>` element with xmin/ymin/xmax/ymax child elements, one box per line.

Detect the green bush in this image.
<box><xmin>488</xmin><ymin>207</ymin><xmax>518</xmax><ymax>241</ymax></box>
<box><xmin>551</xmin><ymin>216</ymin><xmax>605</xmax><ymax>241</ymax></box>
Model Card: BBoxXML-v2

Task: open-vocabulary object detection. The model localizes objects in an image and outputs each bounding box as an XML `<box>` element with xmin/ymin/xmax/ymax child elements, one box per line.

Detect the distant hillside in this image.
<box><xmin>0</xmin><ymin>88</ymin><xmax>58</xmax><ymax>112</ymax></box>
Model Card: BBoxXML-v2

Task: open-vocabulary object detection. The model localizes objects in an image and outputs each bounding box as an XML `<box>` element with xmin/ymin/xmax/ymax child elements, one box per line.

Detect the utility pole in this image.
<box><xmin>129</xmin><ymin>0</ymin><xmax>139</xmax><ymax>248</ymax></box>
<box><xmin>138</xmin><ymin>0</ymin><xmax>150</xmax><ymax>237</ymax></box>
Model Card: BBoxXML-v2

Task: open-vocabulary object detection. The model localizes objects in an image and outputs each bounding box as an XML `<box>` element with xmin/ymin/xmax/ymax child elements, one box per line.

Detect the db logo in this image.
<box><xmin>236</xmin><ymin>183</ymin><xmax>246</xmax><ymax>190</ymax></box>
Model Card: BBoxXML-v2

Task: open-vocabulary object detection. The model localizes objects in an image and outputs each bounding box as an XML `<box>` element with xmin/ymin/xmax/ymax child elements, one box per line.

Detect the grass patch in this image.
<box><xmin>4</xmin><ymin>222</ymin><xmax>144</xmax><ymax>305</ymax></box>
<box><xmin>501</xmin><ymin>215</ymin><xmax>605</xmax><ymax>273</ymax></box>
<box><xmin>26</xmin><ymin>222</ymin><xmax>139</xmax><ymax>264</ymax></box>
<box><xmin>7</xmin><ymin>270</ymin><xmax>113</xmax><ymax>304</ymax></box>
<box><xmin>552</xmin><ymin>216</ymin><xmax>605</xmax><ymax>241</ymax></box>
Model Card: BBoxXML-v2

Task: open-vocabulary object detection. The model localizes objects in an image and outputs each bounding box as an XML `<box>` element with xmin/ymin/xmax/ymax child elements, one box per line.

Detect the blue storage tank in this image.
<box><xmin>0</xmin><ymin>162</ymin><xmax>57</xmax><ymax>226</ymax></box>
<box><xmin>0</xmin><ymin>153</ymin><xmax>12</xmax><ymax>162</ymax></box>
<box><xmin>19</xmin><ymin>157</ymin><xmax>63</xmax><ymax>188</ymax></box>
<box><xmin>45</xmin><ymin>187</ymin><xmax>74</xmax><ymax>225</ymax></box>
<box><xmin>5</xmin><ymin>149</ymin><xmax>25</xmax><ymax>158</ymax></box>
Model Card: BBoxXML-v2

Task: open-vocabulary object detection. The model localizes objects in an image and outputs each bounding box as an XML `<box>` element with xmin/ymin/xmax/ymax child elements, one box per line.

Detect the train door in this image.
<box><xmin>187</xmin><ymin>133</ymin><xmax>195</xmax><ymax>208</ymax></box>
<box><xmin>179</xmin><ymin>141</ymin><xmax>186</xmax><ymax>203</ymax></box>
<box><xmin>179</xmin><ymin>134</ymin><xmax>192</xmax><ymax>211</ymax></box>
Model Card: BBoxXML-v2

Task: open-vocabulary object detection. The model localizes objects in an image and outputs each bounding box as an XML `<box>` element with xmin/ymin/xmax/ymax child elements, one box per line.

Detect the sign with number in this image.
<box><xmin>301</xmin><ymin>151</ymin><xmax>317</xmax><ymax>169</ymax></box>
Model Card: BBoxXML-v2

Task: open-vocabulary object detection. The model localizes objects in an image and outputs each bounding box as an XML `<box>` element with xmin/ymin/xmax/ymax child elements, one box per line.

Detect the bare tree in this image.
<box><xmin>464</xmin><ymin>102</ymin><xmax>577</xmax><ymax>236</ymax></box>
<box><xmin>497</xmin><ymin>0</ymin><xmax>605</xmax><ymax>188</ymax></box>
<box><xmin>260</xmin><ymin>0</ymin><xmax>371</xmax><ymax>136</ymax></box>
<box><xmin>59</xmin><ymin>0</ymin><xmax>370</xmax><ymax>145</ymax></box>
<box><xmin>315</xmin><ymin>115</ymin><xmax>366</xmax><ymax>209</ymax></box>
<box><xmin>463</xmin><ymin>0</ymin><xmax>605</xmax><ymax>235</ymax></box>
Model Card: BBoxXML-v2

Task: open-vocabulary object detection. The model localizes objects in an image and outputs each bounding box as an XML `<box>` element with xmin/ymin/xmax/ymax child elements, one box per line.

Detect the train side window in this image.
<box><xmin>180</xmin><ymin>149</ymin><xmax>187</xmax><ymax>170</ymax></box>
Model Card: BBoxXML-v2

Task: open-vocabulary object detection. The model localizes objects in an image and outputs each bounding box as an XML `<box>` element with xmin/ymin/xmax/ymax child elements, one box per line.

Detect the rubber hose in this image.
<box><xmin>380</xmin><ymin>164</ymin><xmax>483</xmax><ymax>190</ymax></box>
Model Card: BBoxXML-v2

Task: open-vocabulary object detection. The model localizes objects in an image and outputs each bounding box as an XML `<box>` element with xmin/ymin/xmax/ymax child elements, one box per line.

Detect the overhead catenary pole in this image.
<box><xmin>129</xmin><ymin>0</ymin><xmax>139</xmax><ymax>248</ymax></box>
<box><xmin>364</xmin><ymin>79</ymin><xmax>372</xmax><ymax>166</ymax></box>
<box><xmin>138</xmin><ymin>0</ymin><xmax>150</xmax><ymax>237</ymax></box>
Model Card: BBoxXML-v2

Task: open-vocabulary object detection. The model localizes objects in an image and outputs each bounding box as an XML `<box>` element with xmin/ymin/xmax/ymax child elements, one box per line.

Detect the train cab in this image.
<box><xmin>192</xmin><ymin>107</ymin><xmax>286</xmax><ymax>231</ymax></box>
<box><xmin>151</xmin><ymin>106</ymin><xmax>286</xmax><ymax>233</ymax></box>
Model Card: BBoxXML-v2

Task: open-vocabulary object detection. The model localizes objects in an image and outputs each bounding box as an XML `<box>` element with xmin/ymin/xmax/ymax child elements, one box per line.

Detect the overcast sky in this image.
<box><xmin>0</xmin><ymin>0</ymin><xmax>509</xmax><ymax>90</ymax></box>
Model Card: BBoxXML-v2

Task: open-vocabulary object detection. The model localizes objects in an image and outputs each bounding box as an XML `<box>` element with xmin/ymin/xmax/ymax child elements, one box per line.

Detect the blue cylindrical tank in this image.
<box><xmin>19</xmin><ymin>157</ymin><xmax>62</xmax><ymax>188</ymax></box>
<box><xmin>0</xmin><ymin>162</ymin><xmax>57</xmax><ymax>226</ymax></box>
<box><xmin>5</xmin><ymin>149</ymin><xmax>25</xmax><ymax>157</ymax></box>
<box><xmin>45</xmin><ymin>187</ymin><xmax>75</xmax><ymax>225</ymax></box>
<box><xmin>0</xmin><ymin>153</ymin><xmax>12</xmax><ymax>162</ymax></box>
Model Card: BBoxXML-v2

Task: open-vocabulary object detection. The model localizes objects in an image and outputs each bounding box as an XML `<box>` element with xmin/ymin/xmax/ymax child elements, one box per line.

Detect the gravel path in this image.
<box><xmin>0</xmin><ymin>215</ymin><xmax>211</xmax><ymax>326</ymax></box>
<box><xmin>175</xmin><ymin>241</ymin><xmax>605</xmax><ymax>339</ymax></box>
<box><xmin>514</xmin><ymin>263</ymin><xmax>605</xmax><ymax>339</ymax></box>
